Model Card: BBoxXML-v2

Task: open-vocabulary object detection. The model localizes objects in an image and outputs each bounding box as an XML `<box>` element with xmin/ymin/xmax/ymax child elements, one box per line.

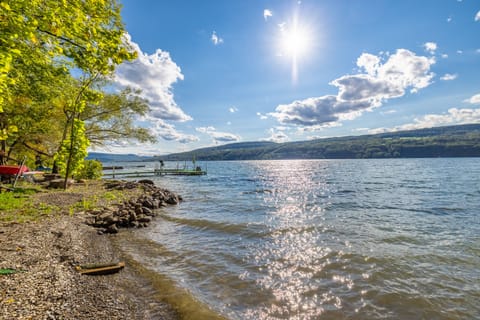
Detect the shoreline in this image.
<box><xmin>0</xmin><ymin>181</ymin><xmax>180</xmax><ymax>320</ymax></box>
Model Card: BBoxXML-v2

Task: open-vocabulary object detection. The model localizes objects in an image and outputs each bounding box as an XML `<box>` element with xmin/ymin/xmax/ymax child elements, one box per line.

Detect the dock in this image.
<box><xmin>103</xmin><ymin>168</ymin><xmax>207</xmax><ymax>179</ymax></box>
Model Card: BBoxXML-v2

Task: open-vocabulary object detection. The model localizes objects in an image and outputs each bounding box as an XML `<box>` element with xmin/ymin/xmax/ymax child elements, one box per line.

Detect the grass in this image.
<box><xmin>0</xmin><ymin>188</ymin><xmax>58</xmax><ymax>223</ymax></box>
<box><xmin>1</xmin><ymin>179</ymin><xmax>143</xmax><ymax>223</ymax></box>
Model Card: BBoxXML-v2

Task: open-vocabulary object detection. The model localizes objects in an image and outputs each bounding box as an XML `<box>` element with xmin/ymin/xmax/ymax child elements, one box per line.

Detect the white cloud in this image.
<box><xmin>115</xmin><ymin>34</ymin><xmax>192</xmax><ymax>122</ymax></box>
<box><xmin>457</xmin><ymin>50</ymin><xmax>463</xmax><ymax>54</ymax></box>
<box><xmin>441</xmin><ymin>53</ymin><xmax>449</xmax><ymax>58</ymax></box>
<box><xmin>196</xmin><ymin>127</ymin><xmax>240</xmax><ymax>143</ymax></box>
<box><xmin>229</xmin><ymin>106</ymin><xmax>238</xmax><ymax>113</ymax></box>
<box><xmin>440</xmin><ymin>73</ymin><xmax>458</xmax><ymax>81</ymax></box>
<box><xmin>264</xmin><ymin>128</ymin><xmax>289</xmax><ymax>143</ymax></box>
<box><xmin>196</xmin><ymin>126</ymin><xmax>216</xmax><ymax>133</ymax></box>
<box><xmin>270</xmin><ymin>49</ymin><xmax>435</xmax><ymax>128</ymax></box>
<box><xmin>257</xmin><ymin>112</ymin><xmax>268</xmax><ymax>120</ymax></box>
<box><xmin>380</xmin><ymin>109</ymin><xmax>397</xmax><ymax>115</ymax></box>
<box><xmin>447</xmin><ymin>16</ymin><xmax>452</xmax><ymax>23</ymax></box>
<box><xmin>424</xmin><ymin>42</ymin><xmax>437</xmax><ymax>54</ymax></box>
<box><xmin>149</xmin><ymin>119</ymin><xmax>198</xmax><ymax>143</ymax></box>
<box><xmin>464</xmin><ymin>93</ymin><xmax>480</xmax><ymax>104</ymax></box>
<box><xmin>264</xmin><ymin>9</ymin><xmax>273</xmax><ymax>21</ymax></box>
<box><xmin>370</xmin><ymin>108</ymin><xmax>480</xmax><ymax>133</ymax></box>
<box><xmin>211</xmin><ymin>31</ymin><xmax>224</xmax><ymax>45</ymax></box>
<box><xmin>475</xmin><ymin>10</ymin><xmax>480</xmax><ymax>21</ymax></box>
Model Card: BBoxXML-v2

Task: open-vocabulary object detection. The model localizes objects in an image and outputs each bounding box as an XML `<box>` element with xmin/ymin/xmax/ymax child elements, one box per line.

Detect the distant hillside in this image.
<box><xmin>159</xmin><ymin>124</ymin><xmax>480</xmax><ymax>161</ymax></box>
<box><xmin>87</xmin><ymin>152</ymin><xmax>152</xmax><ymax>162</ymax></box>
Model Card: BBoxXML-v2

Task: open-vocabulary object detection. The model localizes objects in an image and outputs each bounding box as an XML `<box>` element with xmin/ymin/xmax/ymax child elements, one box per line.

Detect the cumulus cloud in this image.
<box><xmin>149</xmin><ymin>119</ymin><xmax>198</xmax><ymax>144</ymax></box>
<box><xmin>196</xmin><ymin>126</ymin><xmax>240</xmax><ymax>143</ymax></box>
<box><xmin>115</xmin><ymin>34</ymin><xmax>192</xmax><ymax>122</ymax></box>
<box><xmin>424</xmin><ymin>42</ymin><xmax>437</xmax><ymax>54</ymax></box>
<box><xmin>440</xmin><ymin>73</ymin><xmax>458</xmax><ymax>81</ymax></box>
<box><xmin>211</xmin><ymin>31</ymin><xmax>224</xmax><ymax>45</ymax></box>
<box><xmin>270</xmin><ymin>49</ymin><xmax>435</xmax><ymax>128</ymax></box>
<box><xmin>464</xmin><ymin>93</ymin><xmax>480</xmax><ymax>104</ymax></box>
<box><xmin>370</xmin><ymin>108</ymin><xmax>480</xmax><ymax>134</ymax></box>
<box><xmin>229</xmin><ymin>106</ymin><xmax>239</xmax><ymax>113</ymax></box>
<box><xmin>264</xmin><ymin>128</ymin><xmax>289</xmax><ymax>143</ymax></box>
<box><xmin>475</xmin><ymin>10</ymin><xmax>480</xmax><ymax>21</ymax></box>
<box><xmin>264</xmin><ymin>9</ymin><xmax>273</xmax><ymax>21</ymax></box>
<box><xmin>257</xmin><ymin>112</ymin><xmax>268</xmax><ymax>120</ymax></box>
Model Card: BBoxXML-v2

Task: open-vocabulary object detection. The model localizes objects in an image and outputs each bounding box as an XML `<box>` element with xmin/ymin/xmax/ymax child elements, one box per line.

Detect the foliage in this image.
<box><xmin>54</xmin><ymin>119</ymin><xmax>90</xmax><ymax>177</ymax></box>
<box><xmin>77</xmin><ymin>159</ymin><xmax>103</xmax><ymax>180</ymax></box>
<box><xmin>82</xmin><ymin>86</ymin><xmax>155</xmax><ymax>146</ymax></box>
<box><xmin>0</xmin><ymin>0</ymin><xmax>153</xmax><ymax>180</ymax></box>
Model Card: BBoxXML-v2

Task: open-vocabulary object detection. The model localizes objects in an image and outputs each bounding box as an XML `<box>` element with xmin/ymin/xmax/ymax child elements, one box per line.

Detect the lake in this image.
<box><xmin>112</xmin><ymin>158</ymin><xmax>480</xmax><ymax>319</ymax></box>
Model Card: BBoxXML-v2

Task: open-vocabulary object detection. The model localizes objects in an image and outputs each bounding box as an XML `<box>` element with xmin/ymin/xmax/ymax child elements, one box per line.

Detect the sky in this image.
<box><xmin>94</xmin><ymin>0</ymin><xmax>480</xmax><ymax>155</ymax></box>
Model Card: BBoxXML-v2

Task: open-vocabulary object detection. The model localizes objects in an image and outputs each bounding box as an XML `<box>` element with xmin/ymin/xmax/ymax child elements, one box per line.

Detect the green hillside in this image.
<box><xmin>159</xmin><ymin>124</ymin><xmax>480</xmax><ymax>161</ymax></box>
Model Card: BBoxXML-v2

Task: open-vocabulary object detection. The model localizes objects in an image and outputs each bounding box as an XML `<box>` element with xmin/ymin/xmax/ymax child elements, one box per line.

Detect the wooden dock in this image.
<box><xmin>103</xmin><ymin>168</ymin><xmax>206</xmax><ymax>179</ymax></box>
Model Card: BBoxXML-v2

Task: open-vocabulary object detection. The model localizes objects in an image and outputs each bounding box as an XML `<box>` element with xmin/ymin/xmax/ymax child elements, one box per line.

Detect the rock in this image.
<box><xmin>138</xmin><ymin>179</ymin><xmax>155</xmax><ymax>185</ymax></box>
<box><xmin>128</xmin><ymin>211</ymin><xmax>137</xmax><ymax>222</ymax></box>
<box><xmin>106</xmin><ymin>224</ymin><xmax>118</xmax><ymax>234</ymax></box>
<box><xmin>142</xmin><ymin>207</ymin><xmax>153</xmax><ymax>216</ymax></box>
<box><xmin>84</xmin><ymin>181</ymin><xmax>183</xmax><ymax>232</ymax></box>
<box><xmin>98</xmin><ymin>212</ymin><xmax>115</xmax><ymax>226</ymax></box>
<box><xmin>84</xmin><ymin>215</ymin><xmax>96</xmax><ymax>226</ymax></box>
<box><xmin>47</xmin><ymin>179</ymin><xmax>74</xmax><ymax>189</ymax></box>
<box><xmin>142</xmin><ymin>198</ymin><xmax>155</xmax><ymax>209</ymax></box>
<box><xmin>137</xmin><ymin>215</ymin><xmax>151</xmax><ymax>223</ymax></box>
<box><xmin>165</xmin><ymin>195</ymin><xmax>179</xmax><ymax>205</ymax></box>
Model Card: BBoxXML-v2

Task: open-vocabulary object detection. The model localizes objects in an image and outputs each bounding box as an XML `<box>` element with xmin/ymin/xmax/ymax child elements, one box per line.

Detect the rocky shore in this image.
<box><xmin>84</xmin><ymin>180</ymin><xmax>182</xmax><ymax>234</ymax></box>
<box><xmin>0</xmin><ymin>180</ymin><xmax>181</xmax><ymax>320</ymax></box>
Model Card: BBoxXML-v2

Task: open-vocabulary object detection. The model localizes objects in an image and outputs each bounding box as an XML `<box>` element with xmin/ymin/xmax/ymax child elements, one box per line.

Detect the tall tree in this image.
<box><xmin>82</xmin><ymin>86</ymin><xmax>156</xmax><ymax>147</ymax></box>
<box><xmin>0</xmin><ymin>0</ymin><xmax>137</xmax><ymax>185</ymax></box>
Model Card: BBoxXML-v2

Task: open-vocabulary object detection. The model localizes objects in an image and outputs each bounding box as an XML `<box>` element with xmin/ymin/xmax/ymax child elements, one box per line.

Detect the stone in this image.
<box><xmin>142</xmin><ymin>207</ymin><xmax>153</xmax><ymax>216</ymax></box>
<box><xmin>138</xmin><ymin>179</ymin><xmax>155</xmax><ymax>185</ymax></box>
<box><xmin>106</xmin><ymin>224</ymin><xmax>119</xmax><ymax>234</ymax></box>
<box><xmin>47</xmin><ymin>179</ymin><xmax>74</xmax><ymax>189</ymax></box>
<box><xmin>98</xmin><ymin>212</ymin><xmax>114</xmax><ymax>226</ymax></box>
<box><xmin>142</xmin><ymin>198</ymin><xmax>155</xmax><ymax>209</ymax></box>
<box><xmin>165</xmin><ymin>195</ymin><xmax>179</xmax><ymax>205</ymax></box>
<box><xmin>137</xmin><ymin>215</ymin><xmax>151</xmax><ymax>223</ymax></box>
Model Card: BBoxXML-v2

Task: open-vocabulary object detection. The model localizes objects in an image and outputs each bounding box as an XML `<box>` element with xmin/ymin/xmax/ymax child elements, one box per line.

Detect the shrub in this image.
<box><xmin>77</xmin><ymin>159</ymin><xmax>103</xmax><ymax>180</ymax></box>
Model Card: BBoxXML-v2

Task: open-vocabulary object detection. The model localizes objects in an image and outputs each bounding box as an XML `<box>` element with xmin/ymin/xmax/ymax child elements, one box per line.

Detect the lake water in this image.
<box><xmin>112</xmin><ymin>159</ymin><xmax>480</xmax><ymax>319</ymax></box>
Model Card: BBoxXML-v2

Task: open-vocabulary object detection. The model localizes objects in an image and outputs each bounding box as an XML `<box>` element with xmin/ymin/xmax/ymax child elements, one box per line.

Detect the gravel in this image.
<box><xmin>0</xmin><ymin>181</ymin><xmax>179</xmax><ymax>320</ymax></box>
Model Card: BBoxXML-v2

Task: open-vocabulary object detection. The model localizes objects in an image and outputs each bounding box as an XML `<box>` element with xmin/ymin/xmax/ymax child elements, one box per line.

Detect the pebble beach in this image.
<box><xmin>0</xmin><ymin>180</ymin><xmax>180</xmax><ymax>320</ymax></box>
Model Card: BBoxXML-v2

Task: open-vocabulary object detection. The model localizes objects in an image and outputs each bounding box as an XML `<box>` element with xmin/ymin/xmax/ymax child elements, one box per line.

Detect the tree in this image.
<box><xmin>1</xmin><ymin>0</ymin><xmax>137</xmax><ymax>187</ymax></box>
<box><xmin>82</xmin><ymin>86</ymin><xmax>156</xmax><ymax>147</ymax></box>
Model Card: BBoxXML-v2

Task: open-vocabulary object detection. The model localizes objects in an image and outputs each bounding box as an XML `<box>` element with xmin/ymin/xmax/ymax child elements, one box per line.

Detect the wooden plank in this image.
<box><xmin>75</xmin><ymin>262</ymin><xmax>125</xmax><ymax>275</ymax></box>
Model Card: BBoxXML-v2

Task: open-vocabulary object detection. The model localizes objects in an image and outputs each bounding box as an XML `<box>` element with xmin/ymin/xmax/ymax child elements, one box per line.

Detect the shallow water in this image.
<box><xmin>114</xmin><ymin>159</ymin><xmax>480</xmax><ymax>319</ymax></box>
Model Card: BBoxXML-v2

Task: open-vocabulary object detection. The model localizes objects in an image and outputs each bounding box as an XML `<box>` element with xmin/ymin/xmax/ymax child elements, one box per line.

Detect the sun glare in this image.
<box><xmin>278</xmin><ymin>14</ymin><xmax>313</xmax><ymax>84</ymax></box>
<box><xmin>281</xmin><ymin>25</ymin><xmax>311</xmax><ymax>58</ymax></box>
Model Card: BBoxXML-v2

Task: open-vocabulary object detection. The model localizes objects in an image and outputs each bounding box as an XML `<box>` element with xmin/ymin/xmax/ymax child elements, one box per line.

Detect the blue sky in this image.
<box><xmin>96</xmin><ymin>0</ymin><xmax>480</xmax><ymax>155</ymax></box>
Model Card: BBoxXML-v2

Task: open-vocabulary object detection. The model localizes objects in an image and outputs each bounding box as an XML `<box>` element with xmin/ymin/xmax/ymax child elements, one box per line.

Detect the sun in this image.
<box><xmin>277</xmin><ymin>16</ymin><xmax>313</xmax><ymax>84</ymax></box>
<box><xmin>280</xmin><ymin>24</ymin><xmax>311</xmax><ymax>59</ymax></box>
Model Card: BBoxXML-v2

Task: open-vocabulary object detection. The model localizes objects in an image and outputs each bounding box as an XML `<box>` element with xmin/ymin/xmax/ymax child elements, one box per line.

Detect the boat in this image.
<box><xmin>0</xmin><ymin>165</ymin><xmax>29</xmax><ymax>177</ymax></box>
<box><xmin>75</xmin><ymin>262</ymin><xmax>125</xmax><ymax>275</ymax></box>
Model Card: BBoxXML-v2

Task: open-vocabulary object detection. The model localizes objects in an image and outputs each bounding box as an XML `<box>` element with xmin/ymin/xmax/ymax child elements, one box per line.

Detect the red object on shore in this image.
<box><xmin>0</xmin><ymin>165</ymin><xmax>29</xmax><ymax>176</ymax></box>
